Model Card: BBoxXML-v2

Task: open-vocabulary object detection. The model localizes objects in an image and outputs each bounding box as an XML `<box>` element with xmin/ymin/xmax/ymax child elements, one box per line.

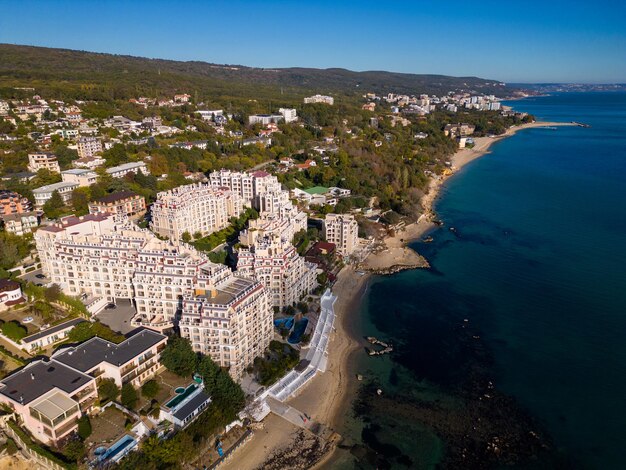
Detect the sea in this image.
<box><xmin>333</xmin><ymin>92</ymin><xmax>626</xmax><ymax>469</ymax></box>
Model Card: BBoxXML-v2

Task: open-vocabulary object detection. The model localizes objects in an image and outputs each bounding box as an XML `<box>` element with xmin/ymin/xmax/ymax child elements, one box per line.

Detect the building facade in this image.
<box><xmin>33</xmin><ymin>181</ymin><xmax>79</xmax><ymax>206</ymax></box>
<box><xmin>150</xmin><ymin>183</ymin><xmax>244</xmax><ymax>241</ymax></box>
<box><xmin>77</xmin><ymin>136</ymin><xmax>103</xmax><ymax>158</ymax></box>
<box><xmin>28</xmin><ymin>152</ymin><xmax>60</xmax><ymax>173</ymax></box>
<box><xmin>323</xmin><ymin>213</ymin><xmax>359</xmax><ymax>256</ymax></box>
<box><xmin>236</xmin><ymin>233</ymin><xmax>317</xmax><ymax>309</ymax></box>
<box><xmin>88</xmin><ymin>191</ymin><xmax>146</xmax><ymax>217</ymax></box>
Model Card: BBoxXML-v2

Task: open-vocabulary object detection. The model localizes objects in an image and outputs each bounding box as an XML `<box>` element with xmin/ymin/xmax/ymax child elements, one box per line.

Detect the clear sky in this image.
<box><xmin>1</xmin><ymin>0</ymin><xmax>624</xmax><ymax>83</ymax></box>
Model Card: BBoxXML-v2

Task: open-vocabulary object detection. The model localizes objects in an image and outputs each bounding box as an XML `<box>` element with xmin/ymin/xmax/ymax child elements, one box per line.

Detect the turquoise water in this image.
<box><xmin>340</xmin><ymin>92</ymin><xmax>626</xmax><ymax>469</ymax></box>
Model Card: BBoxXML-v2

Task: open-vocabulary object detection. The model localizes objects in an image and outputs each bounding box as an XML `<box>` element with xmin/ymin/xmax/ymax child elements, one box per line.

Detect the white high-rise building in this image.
<box><xmin>150</xmin><ymin>183</ymin><xmax>244</xmax><ymax>241</ymax></box>
<box><xmin>34</xmin><ymin>214</ymin><xmax>272</xmax><ymax>379</ymax></box>
<box><xmin>324</xmin><ymin>213</ymin><xmax>359</xmax><ymax>256</ymax></box>
<box><xmin>237</xmin><ymin>232</ymin><xmax>317</xmax><ymax>309</ymax></box>
<box><xmin>278</xmin><ymin>108</ymin><xmax>298</xmax><ymax>123</ymax></box>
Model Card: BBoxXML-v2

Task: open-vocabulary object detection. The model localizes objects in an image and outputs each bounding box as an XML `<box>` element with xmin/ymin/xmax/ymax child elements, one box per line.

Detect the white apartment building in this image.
<box><xmin>239</xmin><ymin>211</ymin><xmax>306</xmax><ymax>248</ymax></box>
<box><xmin>61</xmin><ymin>168</ymin><xmax>98</xmax><ymax>187</ymax></box>
<box><xmin>34</xmin><ymin>214</ymin><xmax>273</xmax><ymax>376</ymax></box>
<box><xmin>324</xmin><ymin>213</ymin><xmax>359</xmax><ymax>256</ymax></box>
<box><xmin>278</xmin><ymin>108</ymin><xmax>297</xmax><ymax>123</ymax></box>
<box><xmin>77</xmin><ymin>136</ymin><xmax>103</xmax><ymax>158</ymax></box>
<box><xmin>208</xmin><ymin>170</ymin><xmax>282</xmax><ymax>209</ymax></box>
<box><xmin>73</xmin><ymin>155</ymin><xmax>106</xmax><ymax>170</ymax></box>
<box><xmin>28</xmin><ymin>152</ymin><xmax>60</xmax><ymax>173</ymax></box>
<box><xmin>179</xmin><ymin>273</ymin><xmax>272</xmax><ymax>379</ymax></box>
<box><xmin>32</xmin><ymin>181</ymin><xmax>79</xmax><ymax>206</ymax></box>
<box><xmin>237</xmin><ymin>232</ymin><xmax>317</xmax><ymax>309</ymax></box>
<box><xmin>304</xmin><ymin>94</ymin><xmax>334</xmax><ymax>105</ymax></box>
<box><xmin>248</xmin><ymin>114</ymin><xmax>284</xmax><ymax>126</ymax></box>
<box><xmin>150</xmin><ymin>183</ymin><xmax>244</xmax><ymax>241</ymax></box>
<box><xmin>106</xmin><ymin>161</ymin><xmax>149</xmax><ymax>178</ymax></box>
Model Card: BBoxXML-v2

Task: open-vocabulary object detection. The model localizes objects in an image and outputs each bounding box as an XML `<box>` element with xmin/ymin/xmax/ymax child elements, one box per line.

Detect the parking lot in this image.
<box><xmin>20</xmin><ymin>268</ymin><xmax>49</xmax><ymax>286</ymax></box>
<box><xmin>94</xmin><ymin>299</ymin><xmax>137</xmax><ymax>334</ymax></box>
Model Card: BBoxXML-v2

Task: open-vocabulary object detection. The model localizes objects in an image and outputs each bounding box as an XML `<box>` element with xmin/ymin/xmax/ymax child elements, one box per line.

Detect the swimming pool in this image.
<box><xmin>98</xmin><ymin>434</ymin><xmax>137</xmax><ymax>463</ymax></box>
<box><xmin>165</xmin><ymin>384</ymin><xmax>198</xmax><ymax>409</ymax></box>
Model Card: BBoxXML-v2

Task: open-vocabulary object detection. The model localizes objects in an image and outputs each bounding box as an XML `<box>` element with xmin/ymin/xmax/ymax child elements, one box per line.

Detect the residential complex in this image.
<box><xmin>323</xmin><ymin>213</ymin><xmax>359</xmax><ymax>256</ymax></box>
<box><xmin>237</xmin><ymin>232</ymin><xmax>317</xmax><ymax>308</ymax></box>
<box><xmin>76</xmin><ymin>136</ymin><xmax>103</xmax><ymax>158</ymax></box>
<box><xmin>150</xmin><ymin>183</ymin><xmax>244</xmax><ymax>241</ymax></box>
<box><xmin>61</xmin><ymin>168</ymin><xmax>98</xmax><ymax>187</ymax></box>
<box><xmin>0</xmin><ymin>329</ymin><xmax>167</xmax><ymax>445</ymax></box>
<box><xmin>88</xmin><ymin>191</ymin><xmax>146</xmax><ymax>217</ymax></box>
<box><xmin>0</xmin><ymin>189</ymin><xmax>31</xmax><ymax>215</ymax></box>
<box><xmin>34</xmin><ymin>214</ymin><xmax>272</xmax><ymax>378</ymax></box>
<box><xmin>28</xmin><ymin>152</ymin><xmax>60</xmax><ymax>173</ymax></box>
<box><xmin>304</xmin><ymin>94</ymin><xmax>334</xmax><ymax>105</ymax></box>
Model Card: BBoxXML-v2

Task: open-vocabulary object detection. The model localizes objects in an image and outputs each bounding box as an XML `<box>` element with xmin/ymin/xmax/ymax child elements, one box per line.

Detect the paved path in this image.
<box><xmin>266</xmin><ymin>396</ymin><xmax>313</xmax><ymax>430</ymax></box>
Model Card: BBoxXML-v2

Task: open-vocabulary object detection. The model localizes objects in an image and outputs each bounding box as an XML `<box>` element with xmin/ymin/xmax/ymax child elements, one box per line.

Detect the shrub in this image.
<box><xmin>1</xmin><ymin>321</ymin><xmax>28</xmax><ymax>342</ymax></box>
<box><xmin>77</xmin><ymin>415</ymin><xmax>92</xmax><ymax>440</ymax></box>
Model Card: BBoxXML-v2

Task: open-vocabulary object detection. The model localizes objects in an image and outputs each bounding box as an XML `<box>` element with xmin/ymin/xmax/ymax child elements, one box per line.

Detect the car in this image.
<box><xmin>35</xmin><ymin>274</ymin><xmax>45</xmax><ymax>279</ymax></box>
<box><xmin>35</xmin><ymin>283</ymin><xmax>43</xmax><ymax>286</ymax></box>
<box><xmin>22</xmin><ymin>316</ymin><xmax>34</xmax><ymax>323</ymax></box>
<box><xmin>105</xmin><ymin>303</ymin><xmax>116</xmax><ymax>310</ymax></box>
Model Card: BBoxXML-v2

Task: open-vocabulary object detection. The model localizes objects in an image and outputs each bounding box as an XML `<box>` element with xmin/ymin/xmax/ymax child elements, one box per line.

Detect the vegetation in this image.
<box><xmin>0</xmin><ymin>232</ymin><xmax>33</xmax><ymax>275</ymax></box>
<box><xmin>67</xmin><ymin>321</ymin><xmax>125</xmax><ymax>344</ymax></box>
<box><xmin>7</xmin><ymin>419</ymin><xmax>76</xmax><ymax>469</ymax></box>
<box><xmin>252</xmin><ymin>340</ymin><xmax>300</xmax><ymax>386</ymax></box>
<box><xmin>121</xmin><ymin>383</ymin><xmax>139</xmax><ymax>410</ymax></box>
<box><xmin>98</xmin><ymin>378</ymin><xmax>120</xmax><ymax>403</ymax></box>
<box><xmin>160</xmin><ymin>336</ymin><xmax>197</xmax><ymax>377</ymax></box>
<box><xmin>77</xmin><ymin>415</ymin><xmax>92</xmax><ymax>440</ymax></box>
<box><xmin>191</xmin><ymin>207</ymin><xmax>258</xmax><ymax>253</ymax></box>
<box><xmin>141</xmin><ymin>379</ymin><xmax>160</xmax><ymax>399</ymax></box>
<box><xmin>0</xmin><ymin>320</ymin><xmax>28</xmax><ymax>342</ymax></box>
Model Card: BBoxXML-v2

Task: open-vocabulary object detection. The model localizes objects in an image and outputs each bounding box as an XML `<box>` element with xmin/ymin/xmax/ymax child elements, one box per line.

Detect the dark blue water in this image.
<box><xmin>344</xmin><ymin>92</ymin><xmax>626</xmax><ymax>469</ymax></box>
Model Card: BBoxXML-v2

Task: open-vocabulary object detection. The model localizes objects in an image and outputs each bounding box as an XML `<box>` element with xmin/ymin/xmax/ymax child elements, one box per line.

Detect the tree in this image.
<box><xmin>181</xmin><ymin>231</ymin><xmax>192</xmax><ymax>243</ymax></box>
<box><xmin>44</xmin><ymin>283</ymin><xmax>61</xmax><ymax>303</ymax></box>
<box><xmin>1</xmin><ymin>321</ymin><xmax>27</xmax><ymax>342</ymax></box>
<box><xmin>98</xmin><ymin>378</ymin><xmax>120</xmax><ymax>403</ymax></box>
<box><xmin>63</xmin><ymin>438</ymin><xmax>86</xmax><ymax>462</ymax></box>
<box><xmin>160</xmin><ymin>336</ymin><xmax>196</xmax><ymax>377</ymax></box>
<box><xmin>77</xmin><ymin>415</ymin><xmax>92</xmax><ymax>440</ymax></box>
<box><xmin>121</xmin><ymin>383</ymin><xmax>138</xmax><ymax>409</ymax></box>
<box><xmin>42</xmin><ymin>190</ymin><xmax>65</xmax><ymax>219</ymax></box>
<box><xmin>141</xmin><ymin>379</ymin><xmax>159</xmax><ymax>399</ymax></box>
<box><xmin>70</xmin><ymin>187</ymin><xmax>91</xmax><ymax>215</ymax></box>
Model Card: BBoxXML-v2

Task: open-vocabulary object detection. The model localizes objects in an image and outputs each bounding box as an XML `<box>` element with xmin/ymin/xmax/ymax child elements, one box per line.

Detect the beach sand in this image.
<box><xmin>227</xmin><ymin>120</ymin><xmax>574</xmax><ymax>469</ymax></box>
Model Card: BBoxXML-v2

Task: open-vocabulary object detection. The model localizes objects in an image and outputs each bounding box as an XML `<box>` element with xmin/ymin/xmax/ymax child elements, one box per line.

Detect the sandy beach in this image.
<box><xmin>223</xmin><ymin>120</ymin><xmax>574</xmax><ymax>469</ymax></box>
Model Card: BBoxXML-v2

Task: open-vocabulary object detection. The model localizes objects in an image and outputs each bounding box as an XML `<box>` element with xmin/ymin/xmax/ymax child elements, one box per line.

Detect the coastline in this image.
<box><xmin>226</xmin><ymin>120</ymin><xmax>574</xmax><ymax>469</ymax></box>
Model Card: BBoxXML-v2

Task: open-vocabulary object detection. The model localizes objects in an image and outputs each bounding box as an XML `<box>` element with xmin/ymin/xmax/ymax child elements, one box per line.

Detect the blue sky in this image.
<box><xmin>1</xmin><ymin>0</ymin><xmax>624</xmax><ymax>83</ymax></box>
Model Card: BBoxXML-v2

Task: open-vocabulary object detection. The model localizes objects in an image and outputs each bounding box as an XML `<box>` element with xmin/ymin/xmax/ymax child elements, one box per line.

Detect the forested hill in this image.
<box><xmin>0</xmin><ymin>43</ymin><xmax>522</xmax><ymax>101</ymax></box>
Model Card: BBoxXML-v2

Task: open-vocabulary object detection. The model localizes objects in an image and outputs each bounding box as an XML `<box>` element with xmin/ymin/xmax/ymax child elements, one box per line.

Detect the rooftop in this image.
<box><xmin>53</xmin><ymin>328</ymin><xmax>166</xmax><ymax>371</ymax></box>
<box><xmin>304</xmin><ymin>186</ymin><xmax>329</xmax><ymax>195</ymax></box>
<box><xmin>94</xmin><ymin>191</ymin><xmax>140</xmax><ymax>204</ymax></box>
<box><xmin>21</xmin><ymin>318</ymin><xmax>86</xmax><ymax>345</ymax></box>
<box><xmin>0</xmin><ymin>359</ymin><xmax>93</xmax><ymax>405</ymax></box>
<box><xmin>32</xmin><ymin>181</ymin><xmax>78</xmax><ymax>193</ymax></box>
<box><xmin>106</xmin><ymin>162</ymin><xmax>145</xmax><ymax>173</ymax></box>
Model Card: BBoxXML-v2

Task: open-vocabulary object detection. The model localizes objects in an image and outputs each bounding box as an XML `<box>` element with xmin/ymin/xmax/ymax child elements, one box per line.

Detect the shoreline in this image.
<box><xmin>228</xmin><ymin>120</ymin><xmax>574</xmax><ymax>469</ymax></box>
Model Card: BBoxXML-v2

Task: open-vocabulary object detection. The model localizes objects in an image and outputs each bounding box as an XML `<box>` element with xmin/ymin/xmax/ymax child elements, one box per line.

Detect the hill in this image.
<box><xmin>0</xmin><ymin>44</ymin><xmax>521</xmax><ymax>102</ymax></box>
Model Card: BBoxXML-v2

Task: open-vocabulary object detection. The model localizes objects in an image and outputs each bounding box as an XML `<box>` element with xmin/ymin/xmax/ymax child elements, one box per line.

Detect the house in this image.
<box><xmin>20</xmin><ymin>318</ymin><xmax>86</xmax><ymax>353</ymax></box>
<box><xmin>28</xmin><ymin>152</ymin><xmax>60</xmax><ymax>173</ymax></box>
<box><xmin>0</xmin><ymin>279</ymin><xmax>24</xmax><ymax>310</ymax></box>
<box><xmin>1</xmin><ymin>212</ymin><xmax>39</xmax><ymax>236</ymax></box>
<box><xmin>0</xmin><ymin>329</ymin><xmax>167</xmax><ymax>446</ymax></box>
<box><xmin>278</xmin><ymin>108</ymin><xmax>297</xmax><ymax>123</ymax></box>
<box><xmin>295</xmin><ymin>159</ymin><xmax>317</xmax><ymax>171</ymax></box>
<box><xmin>33</xmin><ymin>181</ymin><xmax>79</xmax><ymax>206</ymax></box>
<box><xmin>61</xmin><ymin>169</ymin><xmax>98</xmax><ymax>187</ymax></box>
<box><xmin>73</xmin><ymin>156</ymin><xmax>105</xmax><ymax>170</ymax></box>
<box><xmin>77</xmin><ymin>136</ymin><xmax>103</xmax><ymax>158</ymax></box>
<box><xmin>88</xmin><ymin>191</ymin><xmax>146</xmax><ymax>217</ymax></box>
<box><xmin>159</xmin><ymin>382</ymin><xmax>211</xmax><ymax>429</ymax></box>
<box><xmin>105</xmin><ymin>162</ymin><xmax>149</xmax><ymax>179</ymax></box>
<box><xmin>0</xmin><ymin>190</ymin><xmax>32</xmax><ymax>215</ymax></box>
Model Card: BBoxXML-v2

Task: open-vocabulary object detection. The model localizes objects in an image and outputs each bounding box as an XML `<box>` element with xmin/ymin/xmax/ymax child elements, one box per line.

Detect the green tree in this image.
<box><xmin>62</xmin><ymin>438</ymin><xmax>86</xmax><ymax>462</ymax></box>
<box><xmin>121</xmin><ymin>383</ymin><xmax>138</xmax><ymax>409</ymax></box>
<box><xmin>42</xmin><ymin>190</ymin><xmax>65</xmax><ymax>219</ymax></box>
<box><xmin>181</xmin><ymin>231</ymin><xmax>192</xmax><ymax>243</ymax></box>
<box><xmin>160</xmin><ymin>336</ymin><xmax>196</xmax><ymax>377</ymax></box>
<box><xmin>44</xmin><ymin>283</ymin><xmax>61</xmax><ymax>303</ymax></box>
<box><xmin>141</xmin><ymin>379</ymin><xmax>160</xmax><ymax>399</ymax></box>
<box><xmin>98</xmin><ymin>378</ymin><xmax>120</xmax><ymax>403</ymax></box>
<box><xmin>70</xmin><ymin>187</ymin><xmax>91</xmax><ymax>215</ymax></box>
<box><xmin>1</xmin><ymin>321</ymin><xmax>28</xmax><ymax>342</ymax></box>
<box><xmin>77</xmin><ymin>415</ymin><xmax>92</xmax><ymax>440</ymax></box>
